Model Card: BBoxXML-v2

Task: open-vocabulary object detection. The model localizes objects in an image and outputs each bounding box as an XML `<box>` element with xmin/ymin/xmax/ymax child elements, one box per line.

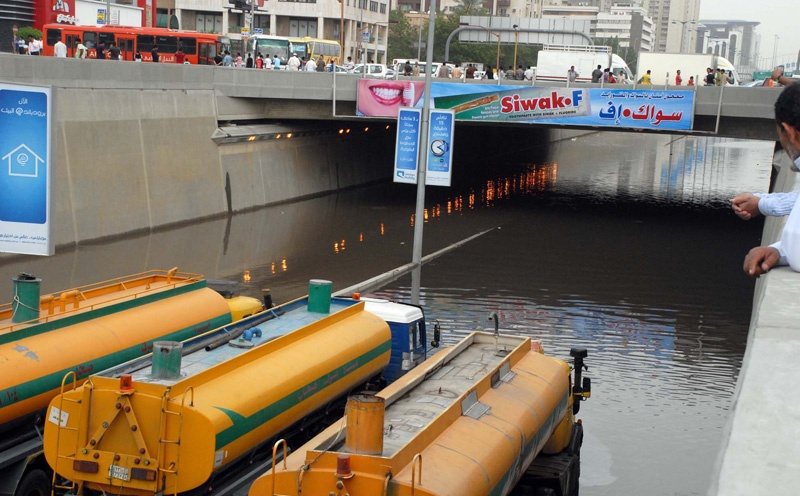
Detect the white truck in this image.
<box><xmin>535</xmin><ymin>44</ymin><xmax>633</xmax><ymax>83</ymax></box>
<box><xmin>390</xmin><ymin>59</ymin><xmax>448</xmax><ymax>77</ymax></box>
<box><xmin>636</xmin><ymin>52</ymin><xmax>740</xmax><ymax>86</ymax></box>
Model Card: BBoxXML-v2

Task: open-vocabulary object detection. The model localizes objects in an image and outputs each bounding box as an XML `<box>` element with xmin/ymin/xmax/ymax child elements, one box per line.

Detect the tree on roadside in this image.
<box><xmin>594</xmin><ymin>36</ymin><xmax>637</xmax><ymax>73</ymax></box>
<box><xmin>387</xmin><ymin>10</ymin><xmax>419</xmax><ymax>61</ymax></box>
<box><xmin>455</xmin><ymin>0</ymin><xmax>487</xmax><ymax>16</ymax></box>
<box><xmin>17</xmin><ymin>26</ymin><xmax>42</xmax><ymax>41</ymax></box>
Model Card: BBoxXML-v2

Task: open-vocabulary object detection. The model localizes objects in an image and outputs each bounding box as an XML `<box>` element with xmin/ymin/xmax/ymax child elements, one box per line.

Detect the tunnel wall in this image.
<box><xmin>43</xmin><ymin>86</ymin><xmax>390</xmax><ymax>247</ymax></box>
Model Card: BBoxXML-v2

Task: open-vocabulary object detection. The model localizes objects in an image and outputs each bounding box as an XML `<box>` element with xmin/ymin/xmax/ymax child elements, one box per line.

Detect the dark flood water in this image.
<box><xmin>0</xmin><ymin>131</ymin><xmax>774</xmax><ymax>496</ymax></box>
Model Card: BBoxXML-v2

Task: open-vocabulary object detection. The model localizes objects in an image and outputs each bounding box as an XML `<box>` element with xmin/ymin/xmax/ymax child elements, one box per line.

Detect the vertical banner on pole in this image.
<box><xmin>425</xmin><ymin>108</ymin><xmax>454</xmax><ymax>187</ymax></box>
<box><xmin>0</xmin><ymin>83</ymin><xmax>54</xmax><ymax>256</ymax></box>
<box><xmin>394</xmin><ymin>107</ymin><xmax>422</xmax><ymax>184</ymax></box>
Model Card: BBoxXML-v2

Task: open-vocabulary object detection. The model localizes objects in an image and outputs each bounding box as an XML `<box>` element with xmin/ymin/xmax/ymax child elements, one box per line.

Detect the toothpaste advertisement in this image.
<box><xmin>357</xmin><ymin>80</ymin><xmax>694</xmax><ymax>131</ymax></box>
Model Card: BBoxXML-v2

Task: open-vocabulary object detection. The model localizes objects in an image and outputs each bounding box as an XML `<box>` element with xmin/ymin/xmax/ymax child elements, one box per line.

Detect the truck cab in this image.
<box><xmin>361</xmin><ymin>297</ymin><xmax>428</xmax><ymax>383</ymax></box>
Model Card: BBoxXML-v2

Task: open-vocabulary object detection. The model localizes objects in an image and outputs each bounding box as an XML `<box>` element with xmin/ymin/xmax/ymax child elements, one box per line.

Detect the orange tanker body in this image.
<box><xmin>250</xmin><ymin>331</ymin><xmax>592</xmax><ymax>496</ymax></box>
<box><xmin>42</xmin><ymin>290</ymin><xmax>429</xmax><ymax>496</ymax></box>
<box><xmin>0</xmin><ymin>268</ymin><xmax>263</xmax><ymax>496</ymax></box>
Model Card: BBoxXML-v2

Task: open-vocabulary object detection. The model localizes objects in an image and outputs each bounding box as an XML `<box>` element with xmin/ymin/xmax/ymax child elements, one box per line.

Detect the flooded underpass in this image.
<box><xmin>0</xmin><ymin>130</ymin><xmax>774</xmax><ymax>496</ymax></box>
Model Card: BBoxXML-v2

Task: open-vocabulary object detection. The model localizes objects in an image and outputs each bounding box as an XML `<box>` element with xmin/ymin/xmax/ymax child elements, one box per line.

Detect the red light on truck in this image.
<box><xmin>73</xmin><ymin>460</ymin><xmax>99</xmax><ymax>473</ymax></box>
<box><xmin>120</xmin><ymin>374</ymin><xmax>133</xmax><ymax>391</ymax></box>
<box><xmin>131</xmin><ymin>467</ymin><xmax>157</xmax><ymax>481</ymax></box>
<box><xmin>336</xmin><ymin>454</ymin><xmax>353</xmax><ymax>478</ymax></box>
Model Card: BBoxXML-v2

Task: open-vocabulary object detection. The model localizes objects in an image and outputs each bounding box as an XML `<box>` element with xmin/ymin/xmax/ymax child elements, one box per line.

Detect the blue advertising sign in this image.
<box><xmin>425</xmin><ymin>109</ymin><xmax>454</xmax><ymax>187</ymax></box>
<box><xmin>0</xmin><ymin>83</ymin><xmax>54</xmax><ymax>256</ymax></box>
<box><xmin>394</xmin><ymin>108</ymin><xmax>421</xmax><ymax>184</ymax></box>
<box><xmin>427</xmin><ymin>83</ymin><xmax>695</xmax><ymax>131</ymax></box>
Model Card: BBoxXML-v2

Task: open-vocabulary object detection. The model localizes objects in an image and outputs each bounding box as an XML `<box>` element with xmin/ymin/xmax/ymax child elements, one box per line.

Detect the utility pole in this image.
<box><xmin>410</xmin><ymin>0</ymin><xmax>437</xmax><ymax>305</ymax></box>
<box><xmin>339</xmin><ymin>0</ymin><xmax>344</xmax><ymax>61</ymax></box>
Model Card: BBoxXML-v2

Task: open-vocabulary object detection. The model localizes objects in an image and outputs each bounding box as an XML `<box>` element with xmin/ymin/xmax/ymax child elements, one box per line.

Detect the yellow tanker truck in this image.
<box><xmin>0</xmin><ymin>269</ymin><xmax>262</xmax><ymax>496</ymax></box>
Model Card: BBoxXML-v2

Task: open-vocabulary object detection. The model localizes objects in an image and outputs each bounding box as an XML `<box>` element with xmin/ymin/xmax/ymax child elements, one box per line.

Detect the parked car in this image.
<box><xmin>353</xmin><ymin>63</ymin><xmax>391</xmax><ymax>79</ymax></box>
<box><xmin>742</xmin><ymin>79</ymin><xmax>783</xmax><ymax>88</ymax></box>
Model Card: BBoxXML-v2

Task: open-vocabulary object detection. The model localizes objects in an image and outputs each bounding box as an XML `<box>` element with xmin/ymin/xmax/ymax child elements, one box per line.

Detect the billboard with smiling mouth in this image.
<box><xmin>357</xmin><ymin>80</ymin><xmax>694</xmax><ymax>131</ymax></box>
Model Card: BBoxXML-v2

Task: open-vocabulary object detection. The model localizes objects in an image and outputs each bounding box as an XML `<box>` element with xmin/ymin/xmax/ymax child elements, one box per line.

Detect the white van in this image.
<box><xmin>392</xmin><ymin>60</ymin><xmax>448</xmax><ymax>77</ymax></box>
<box><xmin>353</xmin><ymin>63</ymin><xmax>392</xmax><ymax>79</ymax></box>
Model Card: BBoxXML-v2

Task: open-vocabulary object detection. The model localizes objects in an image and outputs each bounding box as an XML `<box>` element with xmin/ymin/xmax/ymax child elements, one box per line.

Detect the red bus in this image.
<box><xmin>42</xmin><ymin>24</ymin><xmax>230</xmax><ymax>64</ymax></box>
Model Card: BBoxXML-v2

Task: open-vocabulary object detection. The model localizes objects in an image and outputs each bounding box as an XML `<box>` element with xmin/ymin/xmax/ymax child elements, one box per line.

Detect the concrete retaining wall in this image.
<box><xmin>51</xmin><ymin>86</ymin><xmax>389</xmax><ymax>246</ymax></box>
<box><xmin>708</xmin><ymin>150</ymin><xmax>800</xmax><ymax>495</ymax></box>
<box><xmin>0</xmin><ymin>54</ymin><xmax>391</xmax><ymax>248</ymax></box>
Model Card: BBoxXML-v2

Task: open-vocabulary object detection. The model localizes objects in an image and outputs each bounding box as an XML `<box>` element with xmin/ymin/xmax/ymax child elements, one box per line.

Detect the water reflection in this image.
<box><xmin>0</xmin><ymin>130</ymin><xmax>777</xmax><ymax>496</ymax></box>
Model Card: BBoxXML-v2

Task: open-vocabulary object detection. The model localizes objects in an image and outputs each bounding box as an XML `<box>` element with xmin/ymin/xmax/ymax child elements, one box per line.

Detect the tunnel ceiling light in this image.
<box><xmin>212</xmin><ymin>123</ymin><xmax>376</xmax><ymax>145</ymax></box>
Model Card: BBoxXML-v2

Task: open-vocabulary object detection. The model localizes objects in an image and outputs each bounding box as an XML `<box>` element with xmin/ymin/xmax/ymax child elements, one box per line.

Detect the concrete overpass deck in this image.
<box><xmin>0</xmin><ymin>53</ymin><xmax>782</xmax><ymax>141</ymax></box>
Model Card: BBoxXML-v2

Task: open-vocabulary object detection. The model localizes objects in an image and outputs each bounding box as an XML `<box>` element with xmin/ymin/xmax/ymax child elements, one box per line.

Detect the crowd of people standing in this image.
<box><xmin>209</xmin><ymin>51</ymin><xmax>334</xmax><ymax>72</ymax></box>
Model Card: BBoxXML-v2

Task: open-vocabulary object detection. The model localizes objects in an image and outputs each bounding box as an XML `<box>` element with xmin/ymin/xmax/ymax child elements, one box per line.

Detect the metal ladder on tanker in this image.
<box><xmin>52</xmin><ymin>371</ymin><xmax>84</xmax><ymax>495</ymax></box>
<box><xmin>156</xmin><ymin>386</ymin><xmax>191</xmax><ymax>496</ymax></box>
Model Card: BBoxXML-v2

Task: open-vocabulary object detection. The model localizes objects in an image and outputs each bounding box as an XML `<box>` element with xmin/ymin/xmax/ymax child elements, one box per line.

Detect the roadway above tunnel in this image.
<box><xmin>1</xmin><ymin>53</ymin><xmax>781</xmax><ymax>141</ymax></box>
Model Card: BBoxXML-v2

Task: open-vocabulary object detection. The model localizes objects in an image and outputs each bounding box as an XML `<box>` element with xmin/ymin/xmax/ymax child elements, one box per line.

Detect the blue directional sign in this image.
<box><xmin>394</xmin><ymin>108</ymin><xmax>421</xmax><ymax>184</ymax></box>
<box><xmin>0</xmin><ymin>83</ymin><xmax>53</xmax><ymax>256</ymax></box>
<box><xmin>425</xmin><ymin>109</ymin><xmax>454</xmax><ymax>187</ymax></box>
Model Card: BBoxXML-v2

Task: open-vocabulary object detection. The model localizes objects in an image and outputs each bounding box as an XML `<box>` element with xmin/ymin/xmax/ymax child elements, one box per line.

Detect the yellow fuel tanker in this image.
<box><xmin>249</xmin><ymin>331</ymin><xmax>591</xmax><ymax>496</ymax></box>
<box><xmin>0</xmin><ymin>269</ymin><xmax>262</xmax><ymax>496</ymax></box>
<box><xmin>0</xmin><ymin>269</ymin><xmax>262</xmax><ymax>432</ymax></box>
<box><xmin>42</xmin><ymin>295</ymin><xmax>417</xmax><ymax>496</ymax></box>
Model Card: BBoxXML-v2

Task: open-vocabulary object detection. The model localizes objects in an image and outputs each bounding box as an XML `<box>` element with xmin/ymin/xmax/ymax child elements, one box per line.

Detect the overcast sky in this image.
<box><xmin>699</xmin><ymin>0</ymin><xmax>799</xmax><ymax>67</ymax></box>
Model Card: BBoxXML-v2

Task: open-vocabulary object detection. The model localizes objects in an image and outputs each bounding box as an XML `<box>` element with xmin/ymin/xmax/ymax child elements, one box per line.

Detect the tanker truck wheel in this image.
<box><xmin>15</xmin><ymin>469</ymin><xmax>50</xmax><ymax>496</ymax></box>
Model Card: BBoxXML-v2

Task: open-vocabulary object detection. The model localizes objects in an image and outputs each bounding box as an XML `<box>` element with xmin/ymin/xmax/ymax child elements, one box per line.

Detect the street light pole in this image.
<box><xmin>477</xmin><ymin>26</ymin><xmax>499</xmax><ymax>78</ymax></box>
<box><xmin>417</xmin><ymin>20</ymin><xmax>422</xmax><ymax>60</ymax></box>
<box><xmin>671</xmin><ymin>19</ymin><xmax>696</xmax><ymax>53</ymax></box>
<box><xmin>339</xmin><ymin>0</ymin><xmax>344</xmax><ymax>61</ymax></box>
<box><xmin>512</xmin><ymin>24</ymin><xmax>519</xmax><ymax>71</ymax></box>
<box><xmin>773</xmin><ymin>35</ymin><xmax>779</xmax><ymax>69</ymax></box>
<box><xmin>410</xmin><ymin>0</ymin><xmax>437</xmax><ymax>305</ymax></box>
<box><xmin>370</xmin><ymin>20</ymin><xmax>396</xmax><ymax>65</ymax></box>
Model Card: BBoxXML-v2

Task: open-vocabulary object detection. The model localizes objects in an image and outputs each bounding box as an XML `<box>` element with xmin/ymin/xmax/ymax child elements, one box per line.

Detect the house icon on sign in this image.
<box><xmin>2</xmin><ymin>144</ymin><xmax>43</xmax><ymax>178</ymax></box>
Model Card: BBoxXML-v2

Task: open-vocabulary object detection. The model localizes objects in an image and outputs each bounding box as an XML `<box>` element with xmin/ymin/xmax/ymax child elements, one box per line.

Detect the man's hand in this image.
<box><xmin>743</xmin><ymin>246</ymin><xmax>781</xmax><ymax>278</ymax></box>
<box><xmin>731</xmin><ymin>193</ymin><xmax>761</xmax><ymax>220</ymax></box>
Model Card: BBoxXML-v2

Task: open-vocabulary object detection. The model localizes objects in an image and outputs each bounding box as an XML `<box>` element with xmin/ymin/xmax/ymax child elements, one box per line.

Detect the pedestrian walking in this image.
<box><xmin>54</xmin><ymin>39</ymin><xmax>67</xmax><ymax>58</ymax></box>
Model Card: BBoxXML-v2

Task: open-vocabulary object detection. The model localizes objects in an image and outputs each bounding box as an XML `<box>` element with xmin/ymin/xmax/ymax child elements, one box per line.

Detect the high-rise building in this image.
<box><xmin>695</xmin><ymin>20</ymin><xmax>759</xmax><ymax>78</ymax></box>
<box><xmin>648</xmin><ymin>0</ymin><xmax>699</xmax><ymax>53</ymax></box>
<box><xmin>595</xmin><ymin>4</ymin><xmax>653</xmax><ymax>52</ymax></box>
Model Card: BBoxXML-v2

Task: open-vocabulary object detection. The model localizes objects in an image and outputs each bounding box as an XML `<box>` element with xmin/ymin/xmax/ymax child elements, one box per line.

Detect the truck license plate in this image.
<box><xmin>109</xmin><ymin>465</ymin><xmax>130</xmax><ymax>481</ymax></box>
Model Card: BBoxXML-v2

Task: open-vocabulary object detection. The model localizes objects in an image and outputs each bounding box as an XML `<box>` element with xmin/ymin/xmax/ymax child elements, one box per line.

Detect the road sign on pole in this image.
<box><xmin>425</xmin><ymin>109</ymin><xmax>454</xmax><ymax>187</ymax></box>
<box><xmin>394</xmin><ymin>108</ymin><xmax>422</xmax><ymax>184</ymax></box>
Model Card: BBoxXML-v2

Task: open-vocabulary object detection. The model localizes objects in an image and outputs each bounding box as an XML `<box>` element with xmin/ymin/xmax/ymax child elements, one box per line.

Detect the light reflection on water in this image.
<box><xmin>0</xmin><ymin>131</ymin><xmax>776</xmax><ymax>496</ymax></box>
<box><xmin>364</xmin><ymin>132</ymin><xmax>773</xmax><ymax>496</ymax></box>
